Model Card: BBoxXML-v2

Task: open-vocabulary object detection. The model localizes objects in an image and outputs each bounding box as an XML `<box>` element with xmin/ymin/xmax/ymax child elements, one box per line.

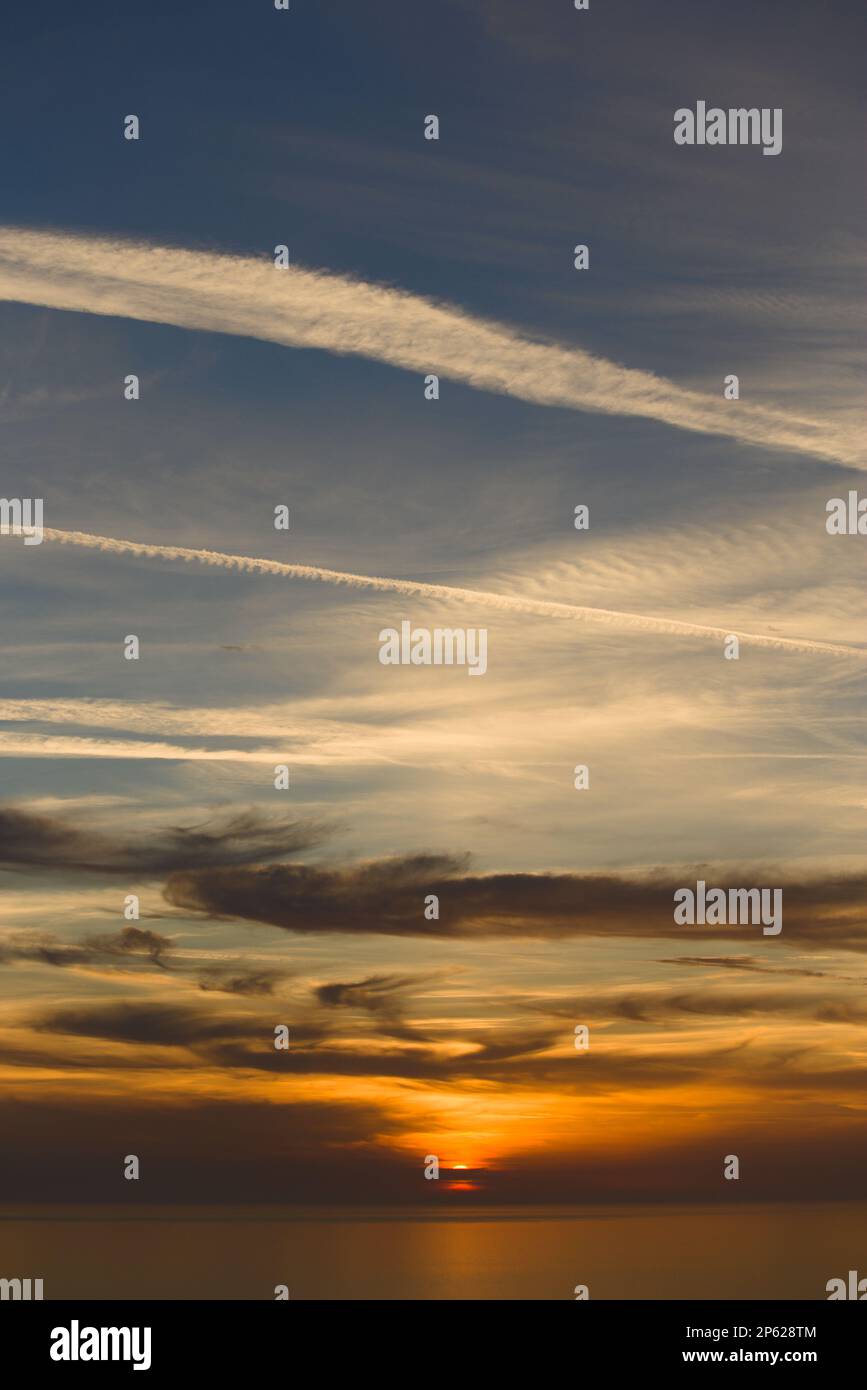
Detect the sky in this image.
<box><xmin>0</xmin><ymin>0</ymin><xmax>865</xmax><ymax>1209</ymax></box>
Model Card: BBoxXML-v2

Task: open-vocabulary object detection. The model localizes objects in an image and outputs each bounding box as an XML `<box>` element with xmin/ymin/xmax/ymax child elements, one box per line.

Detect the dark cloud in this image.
<box><xmin>0</xmin><ymin>925</ymin><xmax>172</xmax><ymax>971</ymax></box>
<box><xmin>197</xmin><ymin>967</ymin><xmax>289</xmax><ymax>997</ymax></box>
<box><xmin>164</xmin><ymin>856</ymin><xmax>675</xmax><ymax>937</ymax></box>
<box><xmin>542</xmin><ymin>986</ymin><xmax>867</xmax><ymax>1026</ymax></box>
<box><xmin>164</xmin><ymin>854</ymin><xmax>867</xmax><ymax>952</ymax></box>
<box><xmin>0</xmin><ymin>1095</ymin><xmax>409</xmax><ymax>1205</ymax></box>
<box><xmin>30</xmin><ymin>1001</ymin><xmax>326</xmax><ymax>1050</ymax></box>
<box><xmin>167</xmin><ymin>853</ymin><xmax>467</xmax><ymax>935</ymax></box>
<box><xmin>658</xmin><ymin>954</ymin><xmax>829</xmax><ymax>978</ymax></box>
<box><xmin>315</xmin><ymin>973</ymin><xmax>421</xmax><ymax>1012</ymax></box>
<box><xmin>32</xmin><ymin>1001</ymin><xmax>247</xmax><ymax>1048</ymax></box>
<box><xmin>0</xmin><ymin>804</ymin><xmax>327</xmax><ymax>876</ymax></box>
<box><xmin>1</xmin><ymin>1091</ymin><xmax>866</xmax><ymax>1207</ymax></box>
<box><xmin>313</xmin><ymin>971</ymin><xmax>437</xmax><ymax>1041</ymax></box>
<box><xmin>87</xmin><ymin>925</ymin><xmax>172</xmax><ymax>967</ymax></box>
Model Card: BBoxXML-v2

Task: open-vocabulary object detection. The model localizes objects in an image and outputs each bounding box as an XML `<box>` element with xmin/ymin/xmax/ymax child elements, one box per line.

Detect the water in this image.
<box><xmin>1</xmin><ymin>1202</ymin><xmax>862</xmax><ymax>1299</ymax></box>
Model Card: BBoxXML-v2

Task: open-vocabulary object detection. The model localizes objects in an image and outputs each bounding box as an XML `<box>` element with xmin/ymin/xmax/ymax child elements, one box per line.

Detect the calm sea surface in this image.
<box><xmin>1</xmin><ymin>1203</ymin><xmax>863</xmax><ymax>1299</ymax></box>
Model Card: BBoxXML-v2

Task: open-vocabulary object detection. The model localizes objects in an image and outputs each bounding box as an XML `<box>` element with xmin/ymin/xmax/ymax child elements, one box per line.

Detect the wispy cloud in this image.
<box><xmin>0</xmin><ymin>732</ymin><xmax>290</xmax><ymax>762</ymax></box>
<box><xmin>0</xmin><ymin>226</ymin><xmax>860</xmax><ymax>466</ymax></box>
<box><xmin>0</xmin><ymin>925</ymin><xmax>172</xmax><ymax>971</ymax></box>
<box><xmin>0</xmin><ymin>804</ymin><xmax>323</xmax><ymax>873</ymax></box>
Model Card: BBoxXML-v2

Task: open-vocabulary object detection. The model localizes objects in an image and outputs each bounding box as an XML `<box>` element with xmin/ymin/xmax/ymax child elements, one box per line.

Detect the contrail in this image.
<box><xmin>30</xmin><ymin>526</ymin><xmax>865</xmax><ymax>659</ymax></box>
<box><xmin>0</xmin><ymin>225</ymin><xmax>862</xmax><ymax>466</ymax></box>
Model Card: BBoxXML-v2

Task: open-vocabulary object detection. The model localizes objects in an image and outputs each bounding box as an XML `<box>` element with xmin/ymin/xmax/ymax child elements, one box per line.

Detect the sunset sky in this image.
<box><xmin>0</xmin><ymin>0</ymin><xmax>865</xmax><ymax>1211</ymax></box>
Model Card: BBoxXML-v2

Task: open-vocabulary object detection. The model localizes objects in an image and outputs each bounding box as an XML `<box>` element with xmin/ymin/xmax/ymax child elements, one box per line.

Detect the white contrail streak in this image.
<box><xmin>0</xmin><ymin>226</ymin><xmax>861</xmax><ymax>466</ymax></box>
<box><xmin>0</xmin><ymin>732</ymin><xmax>280</xmax><ymax>762</ymax></box>
<box><xmin>30</xmin><ymin>526</ymin><xmax>865</xmax><ymax>659</ymax></box>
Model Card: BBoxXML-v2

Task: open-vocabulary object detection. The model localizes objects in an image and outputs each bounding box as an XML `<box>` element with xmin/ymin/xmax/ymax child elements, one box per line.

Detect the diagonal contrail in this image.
<box><xmin>0</xmin><ymin>225</ymin><xmax>862</xmax><ymax>467</ymax></box>
<box><xmin>27</xmin><ymin>526</ymin><xmax>865</xmax><ymax>659</ymax></box>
